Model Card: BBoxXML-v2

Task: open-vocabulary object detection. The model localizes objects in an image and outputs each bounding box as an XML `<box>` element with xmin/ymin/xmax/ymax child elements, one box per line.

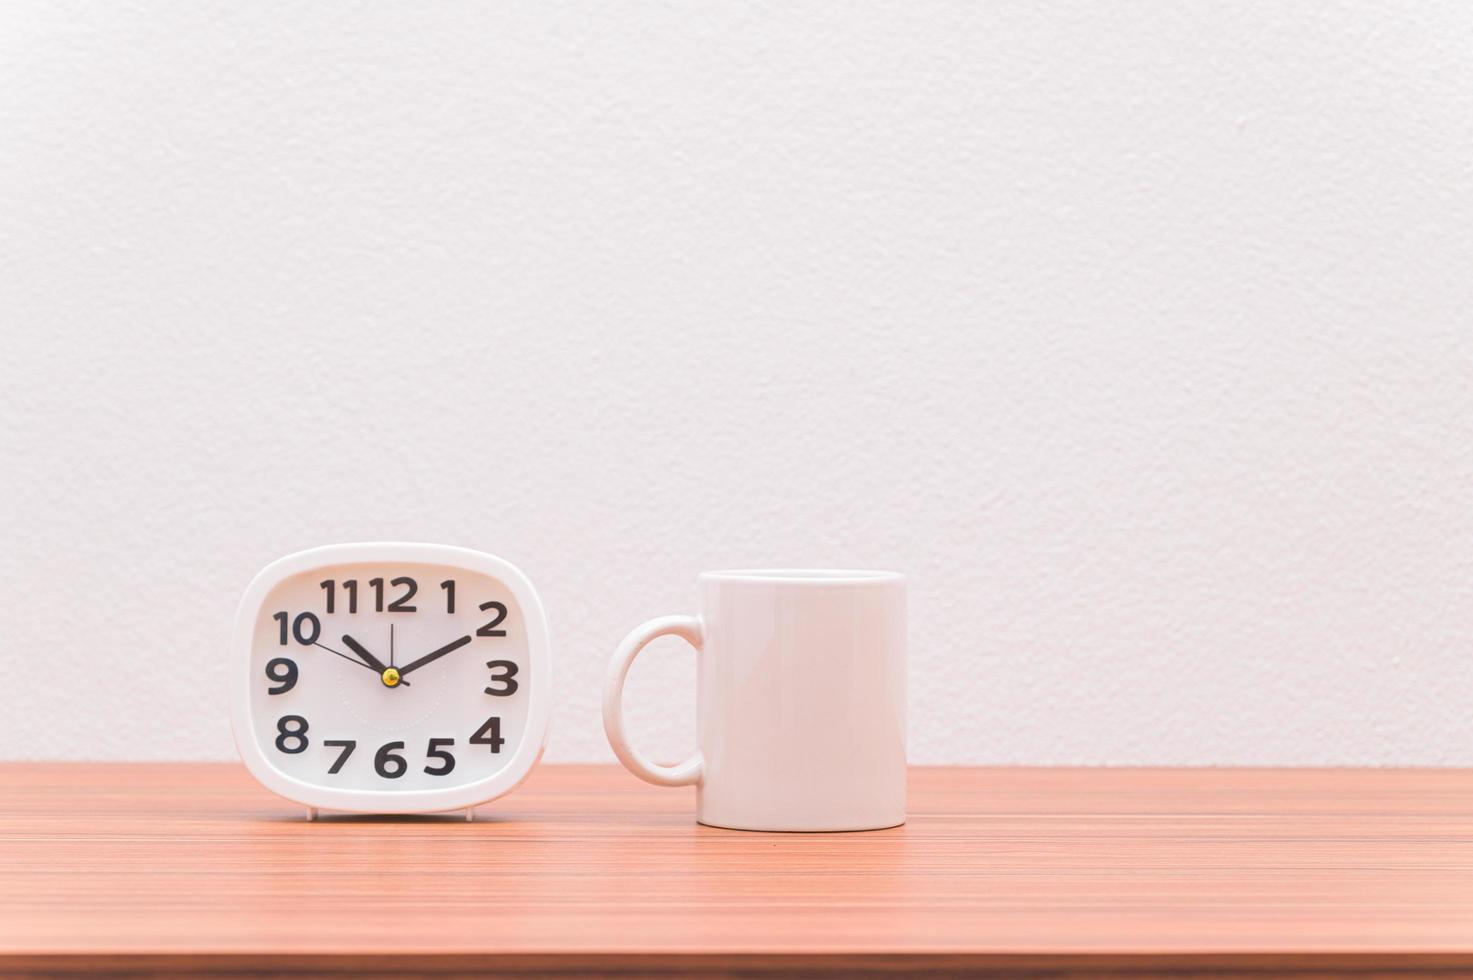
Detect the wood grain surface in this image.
<box><xmin>2</xmin><ymin>764</ymin><xmax>1472</xmax><ymax>977</ymax></box>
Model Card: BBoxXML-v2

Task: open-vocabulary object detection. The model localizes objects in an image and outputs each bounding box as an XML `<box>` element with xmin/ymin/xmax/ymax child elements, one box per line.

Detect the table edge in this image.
<box><xmin>6</xmin><ymin>951</ymin><xmax>1473</xmax><ymax>977</ymax></box>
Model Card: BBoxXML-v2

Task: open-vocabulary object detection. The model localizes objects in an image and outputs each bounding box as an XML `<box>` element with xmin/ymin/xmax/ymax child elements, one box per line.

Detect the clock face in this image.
<box><xmin>233</xmin><ymin>545</ymin><xmax>550</xmax><ymax>811</ymax></box>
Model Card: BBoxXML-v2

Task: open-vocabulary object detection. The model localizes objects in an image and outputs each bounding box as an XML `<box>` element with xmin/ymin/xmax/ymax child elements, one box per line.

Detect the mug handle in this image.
<box><xmin>602</xmin><ymin>615</ymin><xmax>705</xmax><ymax>787</ymax></box>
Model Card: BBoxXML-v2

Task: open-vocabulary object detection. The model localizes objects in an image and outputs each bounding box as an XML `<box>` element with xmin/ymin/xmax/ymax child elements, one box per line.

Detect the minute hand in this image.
<box><xmin>398</xmin><ymin>635</ymin><xmax>473</xmax><ymax>677</ymax></box>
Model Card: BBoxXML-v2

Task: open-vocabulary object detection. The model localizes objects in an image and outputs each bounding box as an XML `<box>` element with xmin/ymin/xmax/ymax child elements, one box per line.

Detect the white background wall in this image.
<box><xmin>3</xmin><ymin>1</ymin><xmax>1472</xmax><ymax>766</ymax></box>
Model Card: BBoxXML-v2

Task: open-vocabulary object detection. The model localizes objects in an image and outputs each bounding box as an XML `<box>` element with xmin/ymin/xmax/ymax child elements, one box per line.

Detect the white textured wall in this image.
<box><xmin>3</xmin><ymin>2</ymin><xmax>1472</xmax><ymax>765</ymax></box>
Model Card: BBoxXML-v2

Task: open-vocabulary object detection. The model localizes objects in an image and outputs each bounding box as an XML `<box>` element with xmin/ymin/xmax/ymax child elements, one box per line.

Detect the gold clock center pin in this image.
<box><xmin>381</xmin><ymin>667</ymin><xmax>401</xmax><ymax>688</ymax></box>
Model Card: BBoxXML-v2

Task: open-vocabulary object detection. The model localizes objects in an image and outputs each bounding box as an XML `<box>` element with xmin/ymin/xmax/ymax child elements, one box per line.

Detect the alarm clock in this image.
<box><xmin>230</xmin><ymin>543</ymin><xmax>552</xmax><ymax>819</ymax></box>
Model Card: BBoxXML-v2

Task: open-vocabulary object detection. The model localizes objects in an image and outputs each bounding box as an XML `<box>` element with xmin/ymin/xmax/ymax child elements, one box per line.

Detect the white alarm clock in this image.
<box><xmin>231</xmin><ymin>543</ymin><xmax>552</xmax><ymax>819</ymax></box>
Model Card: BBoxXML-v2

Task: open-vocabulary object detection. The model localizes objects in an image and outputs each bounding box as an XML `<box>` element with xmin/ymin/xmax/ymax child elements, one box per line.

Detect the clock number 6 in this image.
<box><xmin>485</xmin><ymin>660</ymin><xmax>519</xmax><ymax>697</ymax></box>
<box><xmin>374</xmin><ymin>741</ymin><xmax>407</xmax><ymax>779</ymax></box>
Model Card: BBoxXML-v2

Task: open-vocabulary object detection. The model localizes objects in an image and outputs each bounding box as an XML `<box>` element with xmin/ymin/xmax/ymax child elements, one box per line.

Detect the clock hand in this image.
<box><xmin>340</xmin><ymin>634</ymin><xmax>411</xmax><ymax>688</ymax></box>
<box><xmin>312</xmin><ymin>640</ymin><xmax>375</xmax><ymax>672</ymax></box>
<box><xmin>310</xmin><ymin>640</ymin><xmax>408</xmax><ymax>685</ymax></box>
<box><xmin>341</xmin><ymin>634</ymin><xmax>388</xmax><ymax>672</ymax></box>
<box><xmin>397</xmin><ymin>634</ymin><xmax>473</xmax><ymax>678</ymax></box>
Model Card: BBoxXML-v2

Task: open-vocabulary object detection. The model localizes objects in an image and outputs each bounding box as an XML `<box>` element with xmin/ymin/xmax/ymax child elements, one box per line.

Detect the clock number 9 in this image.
<box><xmin>275</xmin><ymin>715</ymin><xmax>309</xmax><ymax>754</ymax></box>
<box><xmin>272</xmin><ymin>611</ymin><xmax>320</xmax><ymax>646</ymax></box>
<box><xmin>264</xmin><ymin>657</ymin><xmax>298</xmax><ymax>695</ymax></box>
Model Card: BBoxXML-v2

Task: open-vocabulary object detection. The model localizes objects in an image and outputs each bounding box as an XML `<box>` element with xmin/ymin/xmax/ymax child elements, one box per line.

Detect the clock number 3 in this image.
<box><xmin>485</xmin><ymin>660</ymin><xmax>519</xmax><ymax>697</ymax></box>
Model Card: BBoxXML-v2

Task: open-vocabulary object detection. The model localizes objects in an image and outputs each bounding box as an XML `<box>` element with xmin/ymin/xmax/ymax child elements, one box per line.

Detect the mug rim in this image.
<box><xmin>700</xmin><ymin>568</ymin><xmax>904</xmax><ymax>585</ymax></box>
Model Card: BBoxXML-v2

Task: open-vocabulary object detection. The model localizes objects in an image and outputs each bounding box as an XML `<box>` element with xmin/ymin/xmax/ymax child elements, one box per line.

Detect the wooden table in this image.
<box><xmin>2</xmin><ymin>764</ymin><xmax>1472</xmax><ymax>976</ymax></box>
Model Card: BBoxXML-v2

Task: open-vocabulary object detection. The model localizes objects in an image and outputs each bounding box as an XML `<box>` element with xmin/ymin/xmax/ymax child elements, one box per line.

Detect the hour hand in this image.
<box><xmin>398</xmin><ymin>635</ymin><xmax>472</xmax><ymax>677</ymax></box>
<box><xmin>342</xmin><ymin>634</ymin><xmax>388</xmax><ymax>673</ymax></box>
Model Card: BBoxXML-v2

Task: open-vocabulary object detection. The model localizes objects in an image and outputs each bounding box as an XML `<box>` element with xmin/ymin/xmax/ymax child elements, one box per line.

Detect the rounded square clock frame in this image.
<box><xmin>230</xmin><ymin>542</ymin><xmax>553</xmax><ymax>816</ymax></box>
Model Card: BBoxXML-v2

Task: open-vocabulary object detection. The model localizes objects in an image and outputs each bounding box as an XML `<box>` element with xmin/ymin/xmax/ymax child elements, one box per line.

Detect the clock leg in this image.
<box><xmin>465</xmin><ymin>807</ymin><xmax>475</xmax><ymax>823</ymax></box>
<box><xmin>306</xmin><ymin>807</ymin><xmax>318</xmax><ymax>822</ymax></box>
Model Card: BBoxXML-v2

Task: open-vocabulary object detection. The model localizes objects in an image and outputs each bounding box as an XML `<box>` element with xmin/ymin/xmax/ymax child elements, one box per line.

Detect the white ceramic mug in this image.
<box><xmin>602</xmin><ymin>569</ymin><xmax>907</xmax><ymax>832</ymax></box>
